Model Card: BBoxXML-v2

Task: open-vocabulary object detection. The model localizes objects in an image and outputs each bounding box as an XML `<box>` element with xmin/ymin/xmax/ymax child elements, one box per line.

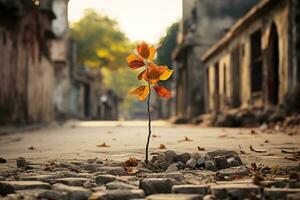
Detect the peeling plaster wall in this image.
<box><xmin>204</xmin><ymin>1</ymin><xmax>292</xmax><ymax>113</ymax></box>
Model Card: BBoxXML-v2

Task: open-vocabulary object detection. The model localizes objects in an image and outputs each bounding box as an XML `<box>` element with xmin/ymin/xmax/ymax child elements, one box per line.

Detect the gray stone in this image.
<box><xmin>20</xmin><ymin>174</ymin><xmax>55</xmax><ymax>182</ymax></box>
<box><xmin>146</xmin><ymin>194</ymin><xmax>202</xmax><ymax>200</ymax></box>
<box><xmin>140</xmin><ymin>178</ymin><xmax>177</xmax><ymax>195</ymax></box>
<box><xmin>175</xmin><ymin>153</ymin><xmax>191</xmax><ymax>163</ymax></box>
<box><xmin>52</xmin><ymin>183</ymin><xmax>92</xmax><ymax>200</ymax></box>
<box><xmin>89</xmin><ymin>189</ymin><xmax>145</xmax><ymax>200</ymax></box>
<box><xmin>80</xmin><ymin>164</ymin><xmax>98</xmax><ymax>172</ymax></box>
<box><xmin>263</xmin><ymin>188</ymin><xmax>300</xmax><ymax>200</ymax></box>
<box><xmin>157</xmin><ymin>153</ymin><xmax>166</xmax><ymax>163</ymax></box>
<box><xmin>172</xmin><ymin>184</ymin><xmax>209</xmax><ymax>195</ymax></box>
<box><xmin>106</xmin><ymin>181</ymin><xmax>137</xmax><ymax>190</ymax></box>
<box><xmin>99</xmin><ymin>167</ymin><xmax>126</xmax><ymax>176</ymax></box>
<box><xmin>158</xmin><ymin>161</ymin><xmax>170</xmax><ymax>170</ymax></box>
<box><xmin>204</xmin><ymin>160</ymin><xmax>217</xmax><ymax>171</ymax></box>
<box><xmin>186</xmin><ymin>159</ymin><xmax>197</xmax><ymax>169</ymax></box>
<box><xmin>287</xmin><ymin>193</ymin><xmax>300</xmax><ymax>200</ymax></box>
<box><xmin>206</xmin><ymin>150</ymin><xmax>238</xmax><ymax>158</ymax></box>
<box><xmin>0</xmin><ymin>181</ymin><xmax>15</xmax><ymax>196</ymax></box>
<box><xmin>38</xmin><ymin>190</ymin><xmax>68</xmax><ymax>200</ymax></box>
<box><xmin>146</xmin><ymin>172</ymin><xmax>184</xmax><ymax>182</ymax></box>
<box><xmin>0</xmin><ymin>181</ymin><xmax>51</xmax><ymax>190</ymax></box>
<box><xmin>164</xmin><ymin>150</ymin><xmax>177</xmax><ymax>163</ymax></box>
<box><xmin>196</xmin><ymin>157</ymin><xmax>205</xmax><ymax>167</ymax></box>
<box><xmin>203</xmin><ymin>194</ymin><xmax>215</xmax><ymax>200</ymax></box>
<box><xmin>16</xmin><ymin>157</ymin><xmax>27</xmax><ymax>169</ymax></box>
<box><xmin>166</xmin><ymin>163</ymin><xmax>178</xmax><ymax>173</ymax></box>
<box><xmin>216</xmin><ymin>166</ymin><xmax>249</xmax><ymax>177</ymax></box>
<box><xmin>211</xmin><ymin>183</ymin><xmax>260</xmax><ymax>200</ymax></box>
<box><xmin>96</xmin><ymin>174</ymin><xmax>117</xmax><ymax>185</ymax></box>
<box><xmin>176</xmin><ymin>161</ymin><xmax>186</xmax><ymax>170</ymax></box>
<box><xmin>53</xmin><ymin>177</ymin><xmax>91</xmax><ymax>186</ymax></box>
<box><xmin>191</xmin><ymin>152</ymin><xmax>201</xmax><ymax>160</ymax></box>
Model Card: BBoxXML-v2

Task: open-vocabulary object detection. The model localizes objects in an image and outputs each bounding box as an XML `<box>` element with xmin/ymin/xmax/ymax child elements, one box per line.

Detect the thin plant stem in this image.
<box><xmin>145</xmin><ymin>64</ymin><xmax>152</xmax><ymax>164</ymax></box>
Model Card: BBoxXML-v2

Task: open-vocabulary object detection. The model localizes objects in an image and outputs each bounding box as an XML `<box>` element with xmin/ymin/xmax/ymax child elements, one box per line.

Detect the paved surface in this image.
<box><xmin>0</xmin><ymin>120</ymin><xmax>299</xmax><ymax>166</ymax></box>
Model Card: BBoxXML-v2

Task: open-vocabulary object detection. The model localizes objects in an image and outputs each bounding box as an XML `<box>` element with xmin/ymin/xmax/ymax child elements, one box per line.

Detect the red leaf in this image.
<box><xmin>154</xmin><ymin>85</ymin><xmax>171</xmax><ymax>99</ymax></box>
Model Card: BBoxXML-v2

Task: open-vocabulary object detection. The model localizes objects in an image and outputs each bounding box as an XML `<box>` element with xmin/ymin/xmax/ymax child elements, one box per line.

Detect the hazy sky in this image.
<box><xmin>68</xmin><ymin>0</ymin><xmax>182</xmax><ymax>43</ymax></box>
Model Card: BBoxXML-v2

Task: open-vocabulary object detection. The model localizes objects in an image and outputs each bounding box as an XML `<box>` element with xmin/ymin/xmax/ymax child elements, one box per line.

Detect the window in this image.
<box><xmin>250</xmin><ymin>30</ymin><xmax>263</xmax><ymax>92</ymax></box>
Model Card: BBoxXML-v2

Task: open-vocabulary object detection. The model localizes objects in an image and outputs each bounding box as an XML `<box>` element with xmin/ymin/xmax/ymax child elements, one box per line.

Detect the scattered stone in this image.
<box><xmin>99</xmin><ymin>167</ymin><xmax>126</xmax><ymax>176</ymax></box>
<box><xmin>263</xmin><ymin>188</ymin><xmax>300</xmax><ymax>200</ymax></box>
<box><xmin>52</xmin><ymin>183</ymin><xmax>92</xmax><ymax>200</ymax></box>
<box><xmin>80</xmin><ymin>164</ymin><xmax>98</xmax><ymax>172</ymax></box>
<box><xmin>191</xmin><ymin>152</ymin><xmax>201</xmax><ymax>160</ymax></box>
<box><xmin>146</xmin><ymin>194</ymin><xmax>202</xmax><ymax>200</ymax></box>
<box><xmin>287</xmin><ymin>193</ymin><xmax>300</xmax><ymax>200</ymax></box>
<box><xmin>216</xmin><ymin>166</ymin><xmax>249</xmax><ymax>178</ymax></box>
<box><xmin>204</xmin><ymin>160</ymin><xmax>217</xmax><ymax>171</ymax></box>
<box><xmin>186</xmin><ymin>159</ymin><xmax>197</xmax><ymax>169</ymax></box>
<box><xmin>164</xmin><ymin>150</ymin><xmax>177</xmax><ymax>163</ymax></box>
<box><xmin>0</xmin><ymin>181</ymin><xmax>15</xmax><ymax>196</ymax></box>
<box><xmin>211</xmin><ymin>183</ymin><xmax>260</xmax><ymax>199</ymax></box>
<box><xmin>106</xmin><ymin>181</ymin><xmax>137</xmax><ymax>190</ymax></box>
<box><xmin>196</xmin><ymin>157</ymin><xmax>205</xmax><ymax>167</ymax></box>
<box><xmin>176</xmin><ymin>161</ymin><xmax>186</xmax><ymax>170</ymax></box>
<box><xmin>38</xmin><ymin>190</ymin><xmax>68</xmax><ymax>200</ymax></box>
<box><xmin>89</xmin><ymin>189</ymin><xmax>144</xmax><ymax>200</ymax></box>
<box><xmin>172</xmin><ymin>184</ymin><xmax>209</xmax><ymax>195</ymax></box>
<box><xmin>54</xmin><ymin>177</ymin><xmax>92</xmax><ymax>186</ymax></box>
<box><xmin>0</xmin><ymin>181</ymin><xmax>51</xmax><ymax>190</ymax></box>
<box><xmin>16</xmin><ymin>157</ymin><xmax>27</xmax><ymax>169</ymax></box>
<box><xmin>140</xmin><ymin>178</ymin><xmax>177</xmax><ymax>195</ymax></box>
<box><xmin>146</xmin><ymin>172</ymin><xmax>184</xmax><ymax>182</ymax></box>
<box><xmin>0</xmin><ymin>157</ymin><xmax>7</xmax><ymax>163</ymax></box>
<box><xmin>157</xmin><ymin>154</ymin><xmax>166</xmax><ymax>163</ymax></box>
<box><xmin>96</xmin><ymin>174</ymin><xmax>117</xmax><ymax>185</ymax></box>
<box><xmin>20</xmin><ymin>174</ymin><xmax>55</xmax><ymax>182</ymax></box>
<box><xmin>166</xmin><ymin>163</ymin><xmax>178</xmax><ymax>173</ymax></box>
<box><xmin>175</xmin><ymin>153</ymin><xmax>191</xmax><ymax>164</ymax></box>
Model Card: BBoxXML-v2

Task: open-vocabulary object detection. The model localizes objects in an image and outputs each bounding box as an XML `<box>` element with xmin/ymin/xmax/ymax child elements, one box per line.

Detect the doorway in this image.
<box><xmin>267</xmin><ymin>23</ymin><xmax>279</xmax><ymax>104</ymax></box>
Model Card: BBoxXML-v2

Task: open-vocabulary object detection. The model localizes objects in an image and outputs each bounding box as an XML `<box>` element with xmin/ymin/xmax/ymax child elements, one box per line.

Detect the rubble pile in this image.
<box><xmin>0</xmin><ymin>150</ymin><xmax>299</xmax><ymax>200</ymax></box>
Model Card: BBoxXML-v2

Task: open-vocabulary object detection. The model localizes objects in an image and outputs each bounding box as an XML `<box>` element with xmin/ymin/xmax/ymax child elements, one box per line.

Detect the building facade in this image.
<box><xmin>172</xmin><ymin>0</ymin><xmax>258</xmax><ymax>121</ymax></box>
<box><xmin>202</xmin><ymin>0</ymin><xmax>300</xmax><ymax>113</ymax></box>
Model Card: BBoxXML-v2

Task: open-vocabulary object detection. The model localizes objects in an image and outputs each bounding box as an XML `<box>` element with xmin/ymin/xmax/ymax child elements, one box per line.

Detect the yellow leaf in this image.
<box><xmin>129</xmin><ymin>85</ymin><xmax>150</xmax><ymax>101</ymax></box>
<box><xmin>160</xmin><ymin>69</ymin><xmax>173</xmax><ymax>80</ymax></box>
<box><xmin>148</xmin><ymin>46</ymin><xmax>156</xmax><ymax>61</ymax></box>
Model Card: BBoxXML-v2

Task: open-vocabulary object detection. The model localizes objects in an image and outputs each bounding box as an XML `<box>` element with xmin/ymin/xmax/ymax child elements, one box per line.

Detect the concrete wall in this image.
<box><xmin>205</xmin><ymin>0</ymin><xmax>292</xmax><ymax>112</ymax></box>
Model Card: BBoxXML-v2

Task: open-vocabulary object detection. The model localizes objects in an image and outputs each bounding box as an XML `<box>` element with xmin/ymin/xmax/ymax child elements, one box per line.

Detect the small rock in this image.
<box><xmin>146</xmin><ymin>172</ymin><xmax>184</xmax><ymax>182</ymax></box>
<box><xmin>216</xmin><ymin>166</ymin><xmax>249</xmax><ymax>178</ymax></box>
<box><xmin>54</xmin><ymin>177</ymin><xmax>92</xmax><ymax>186</ymax></box>
<box><xmin>99</xmin><ymin>166</ymin><xmax>126</xmax><ymax>176</ymax></box>
<box><xmin>172</xmin><ymin>184</ymin><xmax>209</xmax><ymax>195</ymax></box>
<box><xmin>16</xmin><ymin>157</ymin><xmax>27</xmax><ymax>169</ymax></box>
<box><xmin>202</xmin><ymin>194</ymin><xmax>214</xmax><ymax>200</ymax></box>
<box><xmin>146</xmin><ymin>194</ymin><xmax>202</xmax><ymax>200</ymax></box>
<box><xmin>89</xmin><ymin>189</ymin><xmax>145</xmax><ymax>200</ymax></box>
<box><xmin>175</xmin><ymin>153</ymin><xmax>191</xmax><ymax>163</ymax></box>
<box><xmin>205</xmin><ymin>160</ymin><xmax>217</xmax><ymax>171</ymax></box>
<box><xmin>106</xmin><ymin>181</ymin><xmax>137</xmax><ymax>190</ymax></box>
<box><xmin>0</xmin><ymin>181</ymin><xmax>51</xmax><ymax>190</ymax></box>
<box><xmin>140</xmin><ymin>178</ymin><xmax>177</xmax><ymax>195</ymax></box>
<box><xmin>166</xmin><ymin>163</ymin><xmax>178</xmax><ymax>173</ymax></box>
<box><xmin>52</xmin><ymin>183</ymin><xmax>91</xmax><ymax>200</ymax></box>
<box><xmin>196</xmin><ymin>157</ymin><xmax>205</xmax><ymax>167</ymax></box>
<box><xmin>157</xmin><ymin>153</ymin><xmax>167</xmax><ymax>163</ymax></box>
<box><xmin>158</xmin><ymin>161</ymin><xmax>170</xmax><ymax>170</ymax></box>
<box><xmin>186</xmin><ymin>159</ymin><xmax>197</xmax><ymax>169</ymax></box>
<box><xmin>164</xmin><ymin>150</ymin><xmax>177</xmax><ymax>163</ymax></box>
<box><xmin>191</xmin><ymin>152</ymin><xmax>201</xmax><ymax>160</ymax></box>
<box><xmin>38</xmin><ymin>190</ymin><xmax>67</xmax><ymax>200</ymax></box>
<box><xmin>0</xmin><ymin>181</ymin><xmax>15</xmax><ymax>196</ymax></box>
<box><xmin>211</xmin><ymin>183</ymin><xmax>260</xmax><ymax>199</ymax></box>
<box><xmin>263</xmin><ymin>188</ymin><xmax>300</xmax><ymax>200</ymax></box>
<box><xmin>80</xmin><ymin>164</ymin><xmax>98</xmax><ymax>172</ymax></box>
<box><xmin>0</xmin><ymin>157</ymin><xmax>7</xmax><ymax>163</ymax></box>
<box><xmin>96</xmin><ymin>174</ymin><xmax>117</xmax><ymax>185</ymax></box>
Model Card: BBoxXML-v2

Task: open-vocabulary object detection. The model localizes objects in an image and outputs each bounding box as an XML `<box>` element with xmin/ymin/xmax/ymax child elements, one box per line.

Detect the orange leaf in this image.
<box><xmin>159</xmin><ymin>144</ymin><xmax>166</xmax><ymax>149</ymax></box>
<box><xmin>148</xmin><ymin>46</ymin><xmax>156</xmax><ymax>61</ymax></box>
<box><xmin>137</xmin><ymin>42</ymin><xmax>150</xmax><ymax>59</ymax></box>
<box><xmin>160</xmin><ymin>68</ymin><xmax>173</xmax><ymax>81</ymax></box>
<box><xmin>127</xmin><ymin>54</ymin><xmax>145</xmax><ymax>69</ymax></box>
<box><xmin>124</xmin><ymin>157</ymin><xmax>139</xmax><ymax>167</ymax></box>
<box><xmin>96</xmin><ymin>142</ymin><xmax>111</xmax><ymax>147</ymax></box>
<box><xmin>129</xmin><ymin>85</ymin><xmax>150</xmax><ymax>101</ymax></box>
<box><xmin>178</xmin><ymin>136</ymin><xmax>193</xmax><ymax>142</ymax></box>
<box><xmin>154</xmin><ymin>85</ymin><xmax>171</xmax><ymax>99</ymax></box>
<box><xmin>137</xmin><ymin>70</ymin><xmax>146</xmax><ymax>80</ymax></box>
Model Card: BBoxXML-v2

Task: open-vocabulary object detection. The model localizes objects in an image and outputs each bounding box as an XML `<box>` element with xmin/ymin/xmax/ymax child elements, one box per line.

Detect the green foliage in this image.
<box><xmin>71</xmin><ymin>9</ymin><xmax>132</xmax><ymax>69</ymax></box>
<box><xmin>156</xmin><ymin>22</ymin><xmax>179</xmax><ymax>68</ymax></box>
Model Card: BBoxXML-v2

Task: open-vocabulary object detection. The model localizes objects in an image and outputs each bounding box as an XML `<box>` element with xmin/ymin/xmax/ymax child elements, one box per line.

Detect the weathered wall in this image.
<box><xmin>205</xmin><ymin>0</ymin><xmax>291</xmax><ymax>112</ymax></box>
<box><xmin>0</xmin><ymin>4</ymin><xmax>54</xmax><ymax>125</ymax></box>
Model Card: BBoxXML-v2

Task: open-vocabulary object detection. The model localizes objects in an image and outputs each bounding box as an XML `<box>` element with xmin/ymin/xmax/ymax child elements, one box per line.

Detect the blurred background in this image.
<box><xmin>1</xmin><ymin>0</ymin><xmax>300</xmax><ymax>127</ymax></box>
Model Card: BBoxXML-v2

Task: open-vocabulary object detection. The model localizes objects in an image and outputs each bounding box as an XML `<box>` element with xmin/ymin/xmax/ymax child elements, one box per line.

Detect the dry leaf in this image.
<box><xmin>124</xmin><ymin>157</ymin><xmax>139</xmax><ymax>167</ymax></box>
<box><xmin>249</xmin><ymin>145</ymin><xmax>267</xmax><ymax>153</ymax></box>
<box><xmin>240</xmin><ymin>150</ymin><xmax>246</xmax><ymax>154</ymax></box>
<box><xmin>159</xmin><ymin>144</ymin><xmax>166</xmax><ymax>149</ymax></box>
<box><xmin>152</xmin><ymin>134</ymin><xmax>160</xmax><ymax>138</ymax></box>
<box><xmin>125</xmin><ymin>167</ymin><xmax>139</xmax><ymax>175</ymax></box>
<box><xmin>96</xmin><ymin>142</ymin><xmax>111</xmax><ymax>147</ymax></box>
<box><xmin>197</xmin><ymin>146</ymin><xmax>205</xmax><ymax>151</ymax></box>
<box><xmin>264</xmin><ymin>139</ymin><xmax>269</xmax><ymax>143</ymax></box>
<box><xmin>251</xmin><ymin>130</ymin><xmax>257</xmax><ymax>134</ymax></box>
<box><xmin>28</xmin><ymin>146</ymin><xmax>35</xmax><ymax>150</ymax></box>
<box><xmin>178</xmin><ymin>136</ymin><xmax>193</xmax><ymax>142</ymax></box>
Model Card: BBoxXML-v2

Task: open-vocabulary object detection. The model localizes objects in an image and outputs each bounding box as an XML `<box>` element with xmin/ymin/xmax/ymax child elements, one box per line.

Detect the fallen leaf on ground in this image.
<box><xmin>249</xmin><ymin>145</ymin><xmax>267</xmax><ymax>153</ymax></box>
<box><xmin>96</xmin><ymin>143</ymin><xmax>111</xmax><ymax>147</ymax></box>
<box><xmin>28</xmin><ymin>146</ymin><xmax>35</xmax><ymax>150</ymax></box>
<box><xmin>240</xmin><ymin>150</ymin><xmax>246</xmax><ymax>154</ymax></box>
<box><xmin>159</xmin><ymin>144</ymin><xmax>166</xmax><ymax>149</ymax></box>
<box><xmin>124</xmin><ymin>157</ymin><xmax>139</xmax><ymax>167</ymax></box>
<box><xmin>178</xmin><ymin>136</ymin><xmax>193</xmax><ymax>142</ymax></box>
<box><xmin>251</xmin><ymin>130</ymin><xmax>257</xmax><ymax>134</ymax></box>
<box><xmin>264</xmin><ymin>140</ymin><xmax>270</xmax><ymax>143</ymax></box>
<box><xmin>125</xmin><ymin>167</ymin><xmax>139</xmax><ymax>174</ymax></box>
<box><xmin>197</xmin><ymin>146</ymin><xmax>205</xmax><ymax>151</ymax></box>
<box><xmin>152</xmin><ymin>134</ymin><xmax>161</xmax><ymax>138</ymax></box>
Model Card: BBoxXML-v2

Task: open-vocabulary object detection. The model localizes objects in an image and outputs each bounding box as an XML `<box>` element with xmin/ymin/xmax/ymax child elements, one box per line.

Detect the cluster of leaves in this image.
<box><xmin>127</xmin><ymin>42</ymin><xmax>173</xmax><ymax>101</ymax></box>
<box><xmin>71</xmin><ymin>9</ymin><xmax>132</xmax><ymax>70</ymax></box>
